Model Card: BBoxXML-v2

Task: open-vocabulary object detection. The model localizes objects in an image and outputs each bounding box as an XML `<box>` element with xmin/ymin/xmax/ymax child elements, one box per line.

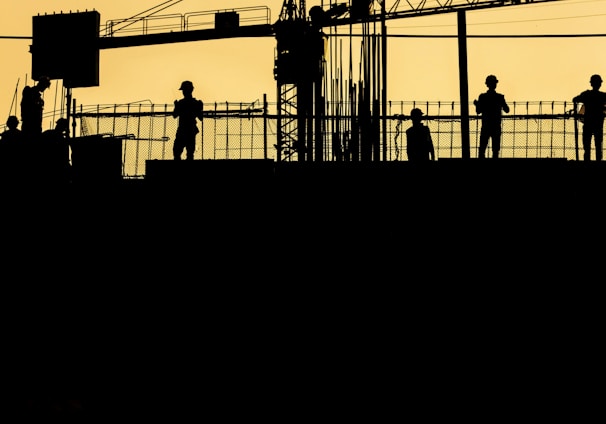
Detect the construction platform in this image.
<box><xmin>141</xmin><ymin>157</ymin><xmax>602</xmax><ymax>199</ymax></box>
<box><xmin>2</xmin><ymin>157</ymin><xmax>604</xmax><ymax>203</ymax></box>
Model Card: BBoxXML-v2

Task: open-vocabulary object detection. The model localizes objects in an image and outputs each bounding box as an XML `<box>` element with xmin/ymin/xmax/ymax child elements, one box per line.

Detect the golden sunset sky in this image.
<box><xmin>1</xmin><ymin>0</ymin><xmax>604</xmax><ymax>129</ymax></box>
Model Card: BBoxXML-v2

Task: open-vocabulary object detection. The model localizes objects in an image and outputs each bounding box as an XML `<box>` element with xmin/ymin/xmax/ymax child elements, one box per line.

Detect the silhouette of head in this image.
<box><xmin>6</xmin><ymin>115</ymin><xmax>19</xmax><ymax>129</ymax></box>
<box><xmin>485</xmin><ymin>74</ymin><xmax>498</xmax><ymax>88</ymax></box>
<box><xmin>179</xmin><ymin>80</ymin><xmax>194</xmax><ymax>92</ymax></box>
<box><xmin>37</xmin><ymin>76</ymin><xmax>51</xmax><ymax>90</ymax></box>
<box><xmin>55</xmin><ymin>118</ymin><xmax>69</xmax><ymax>131</ymax></box>
<box><xmin>590</xmin><ymin>74</ymin><xmax>602</xmax><ymax>88</ymax></box>
<box><xmin>410</xmin><ymin>108</ymin><xmax>424</xmax><ymax>120</ymax></box>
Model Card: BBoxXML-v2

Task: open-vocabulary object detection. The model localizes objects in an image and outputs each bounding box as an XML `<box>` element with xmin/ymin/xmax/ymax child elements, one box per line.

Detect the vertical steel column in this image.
<box><xmin>263</xmin><ymin>94</ymin><xmax>268</xmax><ymax>160</ymax></box>
<box><xmin>65</xmin><ymin>87</ymin><xmax>72</xmax><ymax>138</ymax></box>
<box><xmin>381</xmin><ymin>0</ymin><xmax>387</xmax><ymax>161</ymax></box>
<box><xmin>457</xmin><ymin>10</ymin><xmax>470</xmax><ymax>159</ymax></box>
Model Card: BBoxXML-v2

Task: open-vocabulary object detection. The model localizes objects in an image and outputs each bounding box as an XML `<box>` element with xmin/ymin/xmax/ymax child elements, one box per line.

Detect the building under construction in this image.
<box><xmin>1</xmin><ymin>1</ymin><xmax>603</xmax><ymax>193</ymax></box>
<box><xmin>2</xmin><ymin>5</ymin><xmax>602</xmax><ymax>388</ymax></box>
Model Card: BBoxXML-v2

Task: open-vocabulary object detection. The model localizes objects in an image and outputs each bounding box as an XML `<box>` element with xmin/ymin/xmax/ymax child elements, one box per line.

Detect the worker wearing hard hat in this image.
<box><xmin>572</xmin><ymin>74</ymin><xmax>606</xmax><ymax>161</ymax></box>
<box><xmin>20</xmin><ymin>75</ymin><xmax>51</xmax><ymax>140</ymax></box>
<box><xmin>406</xmin><ymin>108</ymin><xmax>435</xmax><ymax>162</ymax></box>
<box><xmin>172</xmin><ymin>80</ymin><xmax>204</xmax><ymax>160</ymax></box>
<box><xmin>473</xmin><ymin>74</ymin><xmax>510</xmax><ymax>159</ymax></box>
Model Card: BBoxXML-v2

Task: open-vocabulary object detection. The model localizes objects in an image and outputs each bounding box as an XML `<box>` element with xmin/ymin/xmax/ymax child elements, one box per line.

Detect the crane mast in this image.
<box><xmin>279</xmin><ymin>0</ymin><xmax>306</xmax><ymax>21</ymax></box>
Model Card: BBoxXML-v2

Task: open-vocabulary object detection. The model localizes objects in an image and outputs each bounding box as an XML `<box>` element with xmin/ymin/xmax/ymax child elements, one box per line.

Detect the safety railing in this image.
<box><xmin>66</xmin><ymin>100</ymin><xmax>585</xmax><ymax>179</ymax></box>
<box><xmin>101</xmin><ymin>6</ymin><xmax>272</xmax><ymax>37</ymax></box>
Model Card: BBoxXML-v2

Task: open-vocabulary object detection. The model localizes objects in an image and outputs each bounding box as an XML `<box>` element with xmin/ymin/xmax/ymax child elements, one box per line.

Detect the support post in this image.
<box><xmin>457</xmin><ymin>10</ymin><xmax>470</xmax><ymax>159</ymax></box>
<box><xmin>381</xmin><ymin>0</ymin><xmax>387</xmax><ymax>161</ymax></box>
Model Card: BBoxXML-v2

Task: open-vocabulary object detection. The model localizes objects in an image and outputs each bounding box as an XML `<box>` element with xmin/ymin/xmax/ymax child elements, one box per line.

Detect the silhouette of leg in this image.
<box><xmin>595</xmin><ymin>131</ymin><xmax>603</xmax><ymax>161</ymax></box>
<box><xmin>492</xmin><ymin>133</ymin><xmax>501</xmax><ymax>159</ymax></box>
<box><xmin>185</xmin><ymin>138</ymin><xmax>195</xmax><ymax>160</ymax></box>
<box><xmin>173</xmin><ymin>142</ymin><xmax>183</xmax><ymax>160</ymax></box>
<box><xmin>479</xmin><ymin>132</ymin><xmax>489</xmax><ymax>159</ymax></box>
<box><xmin>186</xmin><ymin>148</ymin><xmax>194</xmax><ymax>160</ymax></box>
<box><xmin>582</xmin><ymin>130</ymin><xmax>592</xmax><ymax>161</ymax></box>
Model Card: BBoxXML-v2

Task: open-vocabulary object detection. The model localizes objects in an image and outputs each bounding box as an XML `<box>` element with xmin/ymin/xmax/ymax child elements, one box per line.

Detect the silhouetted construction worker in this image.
<box><xmin>572</xmin><ymin>74</ymin><xmax>606</xmax><ymax>161</ymax></box>
<box><xmin>474</xmin><ymin>74</ymin><xmax>510</xmax><ymax>159</ymax></box>
<box><xmin>40</xmin><ymin>117</ymin><xmax>71</xmax><ymax>181</ymax></box>
<box><xmin>41</xmin><ymin>117</ymin><xmax>69</xmax><ymax>141</ymax></box>
<box><xmin>0</xmin><ymin>115</ymin><xmax>23</xmax><ymax>144</ymax></box>
<box><xmin>406</xmin><ymin>108</ymin><xmax>435</xmax><ymax>162</ymax></box>
<box><xmin>20</xmin><ymin>76</ymin><xmax>51</xmax><ymax>140</ymax></box>
<box><xmin>0</xmin><ymin>116</ymin><xmax>23</xmax><ymax>175</ymax></box>
<box><xmin>172</xmin><ymin>80</ymin><xmax>204</xmax><ymax>160</ymax></box>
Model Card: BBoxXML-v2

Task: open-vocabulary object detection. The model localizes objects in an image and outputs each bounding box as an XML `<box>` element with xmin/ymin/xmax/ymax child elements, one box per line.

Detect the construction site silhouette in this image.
<box><xmin>5</xmin><ymin>6</ymin><xmax>602</xmax><ymax>422</ymax></box>
<box><xmin>4</xmin><ymin>4</ymin><xmax>601</xmax><ymax>174</ymax></box>
<box><xmin>1</xmin><ymin>0</ymin><xmax>603</xmax><ymax>269</ymax></box>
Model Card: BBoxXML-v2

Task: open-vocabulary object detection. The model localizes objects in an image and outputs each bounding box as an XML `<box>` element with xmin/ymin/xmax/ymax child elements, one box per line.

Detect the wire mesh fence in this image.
<box><xmin>71</xmin><ymin>100</ymin><xmax>584</xmax><ymax>179</ymax></box>
<box><xmin>75</xmin><ymin>101</ymin><xmax>268</xmax><ymax>178</ymax></box>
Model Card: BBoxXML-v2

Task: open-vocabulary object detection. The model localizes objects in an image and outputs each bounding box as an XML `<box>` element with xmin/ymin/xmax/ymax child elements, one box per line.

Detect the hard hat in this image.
<box><xmin>485</xmin><ymin>74</ymin><xmax>498</xmax><ymax>84</ymax></box>
<box><xmin>590</xmin><ymin>74</ymin><xmax>602</xmax><ymax>83</ymax></box>
<box><xmin>410</xmin><ymin>108</ymin><xmax>424</xmax><ymax>117</ymax></box>
<box><xmin>179</xmin><ymin>80</ymin><xmax>194</xmax><ymax>90</ymax></box>
<box><xmin>6</xmin><ymin>115</ymin><xmax>19</xmax><ymax>126</ymax></box>
<box><xmin>56</xmin><ymin>117</ymin><xmax>68</xmax><ymax>128</ymax></box>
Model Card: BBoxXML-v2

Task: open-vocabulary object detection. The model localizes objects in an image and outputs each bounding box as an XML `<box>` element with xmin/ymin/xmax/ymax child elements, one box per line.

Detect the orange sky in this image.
<box><xmin>1</xmin><ymin>0</ymin><xmax>604</xmax><ymax>129</ymax></box>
